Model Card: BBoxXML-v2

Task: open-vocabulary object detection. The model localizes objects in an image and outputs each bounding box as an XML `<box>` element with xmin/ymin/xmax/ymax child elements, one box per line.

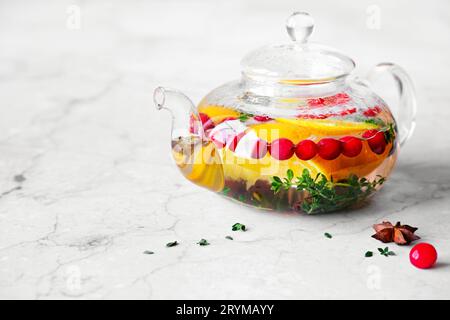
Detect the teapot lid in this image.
<box><xmin>241</xmin><ymin>12</ymin><xmax>355</xmax><ymax>84</ymax></box>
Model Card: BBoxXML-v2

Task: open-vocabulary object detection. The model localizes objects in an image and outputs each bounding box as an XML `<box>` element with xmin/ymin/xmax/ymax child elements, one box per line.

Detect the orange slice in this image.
<box><xmin>198</xmin><ymin>105</ymin><xmax>240</xmax><ymax>125</ymax></box>
<box><xmin>276</xmin><ymin>118</ymin><xmax>378</xmax><ymax>136</ymax></box>
<box><xmin>248</xmin><ymin>122</ymin><xmax>311</xmax><ymax>143</ymax></box>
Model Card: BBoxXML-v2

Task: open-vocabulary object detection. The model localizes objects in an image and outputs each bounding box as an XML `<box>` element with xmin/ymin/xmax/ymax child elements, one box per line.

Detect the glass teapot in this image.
<box><xmin>153</xmin><ymin>12</ymin><xmax>416</xmax><ymax>214</ymax></box>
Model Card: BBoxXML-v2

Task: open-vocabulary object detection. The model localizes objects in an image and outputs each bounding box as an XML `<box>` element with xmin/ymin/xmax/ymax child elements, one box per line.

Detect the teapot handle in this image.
<box><xmin>367</xmin><ymin>63</ymin><xmax>417</xmax><ymax>147</ymax></box>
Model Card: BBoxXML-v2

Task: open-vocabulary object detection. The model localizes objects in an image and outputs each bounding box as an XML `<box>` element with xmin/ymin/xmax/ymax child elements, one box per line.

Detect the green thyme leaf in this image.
<box><xmin>143</xmin><ymin>250</ymin><xmax>154</xmax><ymax>255</ymax></box>
<box><xmin>197</xmin><ymin>239</ymin><xmax>210</xmax><ymax>246</ymax></box>
<box><xmin>324</xmin><ymin>232</ymin><xmax>332</xmax><ymax>239</ymax></box>
<box><xmin>225</xmin><ymin>236</ymin><xmax>233</xmax><ymax>240</ymax></box>
<box><xmin>166</xmin><ymin>241</ymin><xmax>178</xmax><ymax>247</ymax></box>
<box><xmin>272</xmin><ymin>169</ymin><xmax>385</xmax><ymax>214</ymax></box>
<box><xmin>384</xmin><ymin>123</ymin><xmax>397</xmax><ymax>144</ymax></box>
<box><xmin>238</xmin><ymin>113</ymin><xmax>253</xmax><ymax>122</ymax></box>
<box><xmin>363</xmin><ymin>118</ymin><xmax>385</xmax><ymax>127</ymax></box>
<box><xmin>287</xmin><ymin>169</ymin><xmax>294</xmax><ymax>181</ymax></box>
<box><xmin>232</xmin><ymin>223</ymin><xmax>246</xmax><ymax>232</ymax></box>
<box><xmin>378</xmin><ymin>247</ymin><xmax>394</xmax><ymax>257</ymax></box>
<box><xmin>365</xmin><ymin>251</ymin><xmax>373</xmax><ymax>257</ymax></box>
<box><xmin>222</xmin><ymin>186</ymin><xmax>231</xmax><ymax>196</ymax></box>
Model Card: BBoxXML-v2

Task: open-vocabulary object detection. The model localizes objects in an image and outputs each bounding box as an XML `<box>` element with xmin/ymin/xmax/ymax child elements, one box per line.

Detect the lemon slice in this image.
<box><xmin>221</xmin><ymin>148</ymin><xmax>321</xmax><ymax>187</ymax></box>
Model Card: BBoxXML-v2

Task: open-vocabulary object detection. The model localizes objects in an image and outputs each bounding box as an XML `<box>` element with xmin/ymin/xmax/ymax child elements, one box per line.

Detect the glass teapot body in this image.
<box><xmin>171</xmin><ymin>77</ymin><xmax>398</xmax><ymax>213</ymax></box>
<box><xmin>155</xmin><ymin>12</ymin><xmax>416</xmax><ymax>214</ymax></box>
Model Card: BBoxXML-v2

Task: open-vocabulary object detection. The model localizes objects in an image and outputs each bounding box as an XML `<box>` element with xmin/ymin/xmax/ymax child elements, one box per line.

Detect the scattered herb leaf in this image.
<box><xmin>271</xmin><ymin>169</ymin><xmax>385</xmax><ymax>214</ymax></box>
<box><xmin>378</xmin><ymin>247</ymin><xmax>395</xmax><ymax>257</ymax></box>
<box><xmin>365</xmin><ymin>251</ymin><xmax>373</xmax><ymax>257</ymax></box>
<box><xmin>324</xmin><ymin>232</ymin><xmax>332</xmax><ymax>239</ymax></box>
<box><xmin>238</xmin><ymin>113</ymin><xmax>253</xmax><ymax>122</ymax></box>
<box><xmin>197</xmin><ymin>239</ymin><xmax>210</xmax><ymax>246</ymax></box>
<box><xmin>143</xmin><ymin>250</ymin><xmax>154</xmax><ymax>255</ymax></box>
<box><xmin>166</xmin><ymin>241</ymin><xmax>178</xmax><ymax>247</ymax></box>
<box><xmin>225</xmin><ymin>236</ymin><xmax>233</xmax><ymax>240</ymax></box>
<box><xmin>232</xmin><ymin>223</ymin><xmax>246</xmax><ymax>232</ymax></box>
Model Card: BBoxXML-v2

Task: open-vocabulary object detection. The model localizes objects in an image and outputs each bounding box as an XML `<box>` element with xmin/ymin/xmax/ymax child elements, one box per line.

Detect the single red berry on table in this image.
<box><xmin>410</xmin><ymin>243</ymin><xmax>438</xmax><ymax>269</ymax></box>
<box><xmin>362</xmin><ymin>129</ymin><xmax>386</xmax><ymax>154</ymax></box>
<box><xmin>269</xmin><ymin>138</ymin><xmax>295</xmax><ymax>160</ymax></box>
<box><xmin>250</xmin><ymin>139</ymin><xmax>268</xmax><ymax>159</ymax></box>
<box><xmin>295</xmin><ymin>139</ymin><xmax>318</xmax><ymax>160</ymax></box>
<box><xmin>340</xmin><ymin>136</ymin><xmax>363</xmax><ymax>157</ymax></box>
<box><xmin>253</xmin><ymin>115</ymin><xmax>272</xmax><ymax>122</ymax></box>
<box><xmin>317</xmin><ymin>138</ymin><xmax>342</xmax><ymax>160</ymax></box>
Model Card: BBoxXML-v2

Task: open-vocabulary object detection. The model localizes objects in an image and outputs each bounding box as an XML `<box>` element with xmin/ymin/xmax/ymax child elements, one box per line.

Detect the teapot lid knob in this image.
<box><xmin>286</xmin><ymin>12</ymin><xmax>314</xmax><ymax>43</ymax></box>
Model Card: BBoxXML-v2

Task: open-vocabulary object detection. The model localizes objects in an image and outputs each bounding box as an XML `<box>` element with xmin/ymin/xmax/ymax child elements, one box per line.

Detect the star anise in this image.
<box><xmin>372</xmin><ymin>221</ymin><xmax>420</xmax><ymax>245</ymax></box>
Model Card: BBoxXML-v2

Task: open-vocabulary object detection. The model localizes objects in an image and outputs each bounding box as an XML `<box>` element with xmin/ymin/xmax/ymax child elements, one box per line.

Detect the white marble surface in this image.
<box><xmin>0</xmin><ymin>0</ymin><xmax>449</xmax><ymax>299</ymax></box>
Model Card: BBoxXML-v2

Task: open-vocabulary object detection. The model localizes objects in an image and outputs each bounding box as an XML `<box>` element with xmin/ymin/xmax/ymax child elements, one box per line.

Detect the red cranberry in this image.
<box><xmin>199</xmin><ymin>113</ymin><xmax>214</xmax><ymax>131</ymax></box>
<box><xmin>295</xmin><ymin>140</ymin><xmax>318</xmax><ymax>160</ymax></box>
<box><xmin>251</xmin><ymin>139</ymin><xmax>268</xmax><ymax>159</ymax></box>
<box><xmin>269</xmin><ymin>138</ymin><xmax>295</xmax><ymax>160</ymax></box>
<box><xmin>253</xmin><ymin>115</ymin><xmax>272</xmax><ymax>122</ymax></box>
<box><xmin>340</xmin><ymin>136</ymin><xmax>363</xmax><ymax>157</ymax></box>
<box><xmin>317</xmin><ymin>138</ymin><xmax>342</xmax><ymax>160</ymax></box>
<box><xmin>228</xmin><ymin>132</ymin><xmax>246</xmax><ymax>152</ymax></box>
<box><xmin>410</xmin><ymin>243</ymin><xmax>438</xmax><ymax>269</ymax></box>
<box><xmin>189</xmin><ymin>113</ymin><xmax>214</xmax><ymax>134</ymax></box>
<box><xmin>363</xmin><ymin>130</ymin><xmax>386</xmax><ymax>154</ymax></box>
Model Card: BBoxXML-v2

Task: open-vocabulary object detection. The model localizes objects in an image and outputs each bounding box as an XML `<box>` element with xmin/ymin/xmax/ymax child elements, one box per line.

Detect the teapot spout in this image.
<box><xmin>153</xmin><ymin>87</ymin><xmax>225</xmax><ymax>192</ymax></box>
<box><xmin>153</xmin><ymin>86</ymin><xmax>205</xmax><ymax>139</ymax></box>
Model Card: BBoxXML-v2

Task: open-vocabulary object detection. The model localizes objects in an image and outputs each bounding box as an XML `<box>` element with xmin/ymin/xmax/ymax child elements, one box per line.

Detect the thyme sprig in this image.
<box><xmin>271</xmin><ymin>169</ymin><xmax>385</xmax><ymax>214</ymax></box>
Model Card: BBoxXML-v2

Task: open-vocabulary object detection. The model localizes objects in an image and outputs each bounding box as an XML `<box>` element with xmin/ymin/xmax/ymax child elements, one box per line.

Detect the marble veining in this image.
<box><xmin>0</xmin><ymin>0</ymin><xmax>449</xmax><ymax>299</ymax></box>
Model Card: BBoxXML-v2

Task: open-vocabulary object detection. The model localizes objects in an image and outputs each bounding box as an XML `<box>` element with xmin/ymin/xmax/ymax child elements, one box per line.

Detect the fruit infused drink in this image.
<box><xmin>171</xmin><ymin>92</ymin><xmax>398</xmax><ymax>214</ymax></box>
